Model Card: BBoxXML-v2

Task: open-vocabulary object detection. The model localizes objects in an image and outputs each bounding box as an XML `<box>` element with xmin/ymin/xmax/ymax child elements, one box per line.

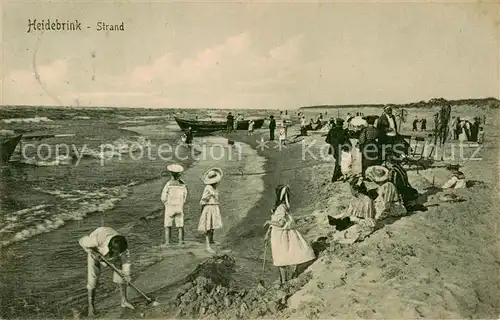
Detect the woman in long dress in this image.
<box><xmin>365</xmin><ymin>166</ymin><xmax>407</xmax><ymax>220</ymax></box>
<box><xmin>329</xmin><ymin>176</ymin><xmax>376</xmax><ymax>243</ymax></box>
<box><xmin>198</xmin><ymin>168</ymin><xmax>223</xmax><ymax>253</ymax></box>
<box><xmin>264</xmin><ymin>185</ymin><xmax>315</xmax><ymax>285</ymax></box>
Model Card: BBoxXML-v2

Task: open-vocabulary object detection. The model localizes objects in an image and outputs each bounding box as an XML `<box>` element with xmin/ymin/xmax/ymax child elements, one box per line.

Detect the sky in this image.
<box><xmin>1</xmin><ymin>1</ymin><xmax>498</xmax><ymax>109</ymax></box>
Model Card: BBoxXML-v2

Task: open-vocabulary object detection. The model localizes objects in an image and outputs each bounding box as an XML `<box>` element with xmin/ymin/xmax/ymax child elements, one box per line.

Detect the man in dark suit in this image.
<box><xmin>376</xmin><ymin>105</ymin><xmax>399</xmax><ymax>158</ymax></box>
<box><xmin>268</xmin><ymin>115</ymin><xmax>276</xmax><ymax>141</ymax></box>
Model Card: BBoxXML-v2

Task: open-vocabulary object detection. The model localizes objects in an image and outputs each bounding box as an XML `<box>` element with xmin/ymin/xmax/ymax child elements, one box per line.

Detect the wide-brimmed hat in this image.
<box><xmin>202</xmin><ymin>168</ymin><xmax>223</xmax><ymax>185</ymax></box>
<box><xmin>384</xmin><ymin>105</ymin><xmax>392</xmax><ymax>111</ymax></box>
<box><xmin>365</xmin><ymin>165</ymin><xmax>390</xmax><ymax>183</ymax></box>
<box><xmin>166</xmin><ymin>164</ymin><xmax>184</xmax><ymax>173</ymax></box>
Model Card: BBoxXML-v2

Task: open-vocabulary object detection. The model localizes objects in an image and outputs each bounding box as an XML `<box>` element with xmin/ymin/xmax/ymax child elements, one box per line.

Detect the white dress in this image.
<box><xmin>340</xmin><ymin>151</ymin><xmax>353</xmax><ymax>175</ymax></box>
<box><xmin>270</xmin><ymin>204</ymin><xmax>316</xmax><ymax>267</ymax></box>
<box><xmin>198</xmin><ymin>185</ymin><xmax>223</xmax><ymax>232</ymax></box>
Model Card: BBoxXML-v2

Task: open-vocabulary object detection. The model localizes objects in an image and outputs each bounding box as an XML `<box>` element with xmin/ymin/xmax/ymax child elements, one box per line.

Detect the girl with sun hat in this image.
<box><xmin>264</xmin><ymin>185</ymin><xmax>316</xmax><ymax>285</ymax></box>
<box><xmin>198</xmin><ymin>168</ymin><xmax>223</xmax><ymax>253</ymax></box>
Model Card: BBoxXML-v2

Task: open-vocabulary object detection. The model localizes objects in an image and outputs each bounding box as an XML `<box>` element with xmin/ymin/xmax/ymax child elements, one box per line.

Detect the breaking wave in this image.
<box><xmin>2</xmin><ymin>117</ymin><xmax>54</xmax><ymax>124</ymax></box>
<box><xmin>0</xmin><ymin>184</ymin><xmax>135</xmax><ymax>248</ymax></box>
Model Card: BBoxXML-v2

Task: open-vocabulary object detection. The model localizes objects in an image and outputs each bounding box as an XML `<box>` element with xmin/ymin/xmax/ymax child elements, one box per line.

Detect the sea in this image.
<box><xmin>0</xmin><ymin>107</ymin><xmax>271</xmax><ymax>318</ymax></box>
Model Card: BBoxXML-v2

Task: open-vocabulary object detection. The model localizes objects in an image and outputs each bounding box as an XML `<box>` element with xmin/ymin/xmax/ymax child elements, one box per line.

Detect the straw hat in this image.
<box><xmin>202</xmin><ymin>168</ymin><xmax>223</xmax><ymax>185</ymax></box>
<box><xmin>365</xmin><ymin>165</ymin><xmax>390</xmax><ymax>183</ymax></box>
<box><xmin>166</xmin><ymin>164</ymin><xmax>184</xmax><ymax>173</ymax></box>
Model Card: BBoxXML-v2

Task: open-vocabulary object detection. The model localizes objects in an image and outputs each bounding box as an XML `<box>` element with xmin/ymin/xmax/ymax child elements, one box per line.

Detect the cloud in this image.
<box><xmin>119</xmin><ymin>32</ymin><xmax>306</xmax><ymax>108</ymax></box>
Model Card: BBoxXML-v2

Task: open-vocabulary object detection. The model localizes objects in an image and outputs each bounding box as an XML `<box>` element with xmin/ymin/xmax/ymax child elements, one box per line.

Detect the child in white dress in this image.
<box><xmin>264</xmin><ymin>185</ymin><xmax>316</xmax><ymax>285</ymax></box>
<box><xmin>442</xmin><ymin>164</ymin><xmax>466</xmax><ymax>189</ymax></box>
<box><xmin>248</xmin><ymin>120</ymin><xmax>255</xmax><ymax>136</ymax></box>
<box><xmin>198</xmin><ymin>168</ymin><xmax>224</xmax><ymax>253</ymax></box>
<box><xmin>278</xmin><ymin>124</ymin><xmax>286</xmax><ymax>146</ymax></box>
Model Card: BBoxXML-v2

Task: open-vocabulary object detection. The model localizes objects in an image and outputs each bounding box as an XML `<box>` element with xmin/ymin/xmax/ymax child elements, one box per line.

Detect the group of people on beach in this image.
<box><xmin>450</xmin><ymin>116</ymin><xmax>484</xmax><ymax>143</ymax></box>
<box><xmin>78</xmin><ymin>105</ymin><xmax>476</xmax><ymax>317</ymax></box>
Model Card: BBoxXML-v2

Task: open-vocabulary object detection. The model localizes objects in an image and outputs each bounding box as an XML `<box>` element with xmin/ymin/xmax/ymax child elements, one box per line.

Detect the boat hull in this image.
<box><xmin>174</xmin><ymin>117</ymin><xmax>265</xmax><ymax>133</ymax></box>
<box><xmin>0</xmin><ymin>135</ymin><xmax>22</xmax><ymax>163</ymax></box>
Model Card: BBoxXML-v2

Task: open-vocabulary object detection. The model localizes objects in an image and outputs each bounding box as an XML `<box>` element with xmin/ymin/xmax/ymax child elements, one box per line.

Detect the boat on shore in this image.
<box><xmin>0</xmin><ymin>134</ymin><xmax>22</xmax><ymax>163</ymax></box>
<box><xmin>174</xmin><ymin>117</ymin><xmax>265</xmax><ymax>133</ymax></box>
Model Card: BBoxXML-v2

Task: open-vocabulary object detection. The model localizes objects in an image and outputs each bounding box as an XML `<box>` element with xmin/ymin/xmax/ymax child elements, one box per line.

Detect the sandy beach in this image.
<box><xmin>90</xmin><ymin>109</ymin><xmax>500</xmax><ymax>320</ymax></box>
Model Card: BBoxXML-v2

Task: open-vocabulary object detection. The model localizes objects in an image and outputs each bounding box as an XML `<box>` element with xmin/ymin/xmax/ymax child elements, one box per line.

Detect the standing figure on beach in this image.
<box><xmin>269</xmin><ymin>115</ymin><xmax>276</xmax><ymax>141</ymax></box>
<box><xmin>161</xmin><ymin>164</ymin><xmax>188</xmax><ymax>245</ymax></box>
<box><xmin>420</xmin><ymin>118</ymin><xmax>427</xmax><ymax>131</ymax></box>
<box><xmin>412</xmin><ymin>116</ymin><xmax>419</xmax><ymax>131</ymax></box>
<box><xmin>365</xmin><ymin>165</ymin><xmax>407</xmax><ymax>220</ymax></box>
<box><xmin>376</xmin><ymin>106</ymin><xmax>398</xmax><ymax>148</ymax></box>
<box><xmin>278</xmin><ymin>123</ymin><xmax>287</xmax><ymax>147</ymax></box>
<box><xmin>264</xmin><ymin>185</ymin><xmax>315</xmax><ymax>285</ymax></box>
<box><xmin>477</xmin><ymin>126</ymin><xmax>484</xmax><ymax>144</ymax></box>
<box><xmin>226</xmin><ymin>113</ymin><xmax>234</xmax><ymax>133</ymax></box>
<box><xmin>248</xmin><ymin>119</ymin><xmax>255</xmax><ymax>136</ymax></box>
<box><xmin>185</xmin><ymin>127</ymin><xmax>193</xmax><ymax>146</ymax></box>
<box><xmin>79</xmin><ymin>227</ymin><xmax>134</xmax><ymax>317</ymax></box>
<box><xmin>326</xmin><ymin>118</ymin><xmax>349</xmax><ymax>182</ymax></box>
<box><xmin>198</xmin><ymin>168</ymin><xmax>224</xmax><ymax>253</ymax></box>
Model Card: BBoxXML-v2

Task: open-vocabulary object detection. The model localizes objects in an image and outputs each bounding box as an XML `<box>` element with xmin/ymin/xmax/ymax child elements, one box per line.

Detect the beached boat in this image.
<box><xmin>174</xmin><ymin>117</ymin><xmax>265</xmax><ymax>133</ymax></box>
<box><xmin>0</xmin><ymin>134</ymin><xmax>22</xmax><ymax>163</ymax></box>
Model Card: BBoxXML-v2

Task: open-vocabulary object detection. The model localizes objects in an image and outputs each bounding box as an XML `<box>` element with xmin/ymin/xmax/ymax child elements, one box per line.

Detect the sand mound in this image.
<box><xmin>151</xmin><ymin>255</ymin><xmax>312</xmax><ymax>319</ymax></box>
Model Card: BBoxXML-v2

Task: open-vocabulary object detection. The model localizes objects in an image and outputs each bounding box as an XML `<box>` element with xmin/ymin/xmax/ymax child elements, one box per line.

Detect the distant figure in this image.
<box><xmin>420</xmin><ymin>118</ymin><xmax>427</xmax><ymax>131</ymax></box>
<box><xmin>226</xmin><ymin>113</ymin><xmax>234</xmax><ymax>133</ymax></box>
<box><xmin>79</xmin><ymin>227</ymin><xmax>134</xmax><ymax>317</ymax></box>
<box><xmin>269</xmin><ymin>115</ymin><xmax>276</xmax><ymax>141</ymax></box>
<box><xmin>234</xmin><ymin>114</ymin><xmax>242</xmax><ymax>130</ymax></box>
<box><xmin>412</xmin><ymin>117</ymin><xmax>419</xmax><ymax>131</ymax></box>
<box><xmin>300</xmin><ymin>116</ymin><xmax>308</xmax><ymax>136</ymax></box>
<box><xmin>198</xmin><ymin>168</ymin><xmax>224</xmax><ymax>253</ymax></box>
<box><xmin>451</xmin><ymin>117</ymin><xmax>460</xmax><ymax>140</ymax></box>
<box><xmin>442</xmin><ymin>165</ymin><xmax>466</xmax><ymax>189</ymax></box>
<box><xmin>264</xmin><ymin>185</ymin><xmax>315</xmax><ymax>285</ymax></box>
<box><xmin>477</xmin><ymin>127</ymin><xmax>484</xmax><ymax>144</ymax></box>
<box><xmin>470</xmin><ymin>117</ymin><xmax>480</xmax><ymax>142</ymax></box>
<box><xmin>278</xmin><ymin>123</ymin><xmax>286</xmax><ymax>147</ymax></box>
<box><xmin>247</xmin><ymin>119</ymin><xmax>255</xmax><ymax>136</ymax></box>
<box><xmin>161</xmin><ymin>164</ymin><xmax>187</xmax><ymax>246</ymax></box>
<box><xmin>185</xmin><ymin>127</ymin><xmax>193</xmax><ymax>145</ymax></box>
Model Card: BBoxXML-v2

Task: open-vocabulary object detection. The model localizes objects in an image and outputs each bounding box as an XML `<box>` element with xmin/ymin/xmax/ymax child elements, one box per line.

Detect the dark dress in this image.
<box><xmin>269</xmin><ymin>118</ymin><xmax>276</xmax><ymax>140</ymax></box>
<box><xmin>387</xmin><ymin>162</ymin><xmax>419</xmax><ymax>207</ymax></box>
<box><xmin>420</xmin><ymin>119</ymin><xmax>427</xmax><ymax>131</ymax></box>
<box><xmin>325</xmin><ymin>126</ymin><xmax>349</xmax><ymax>181</ymax></box>
<box><xmin>358</xmin><ymin>125</ymin><xmax>381</xmax><ymax>175</ymax></box>
<box><xmin>470</xmin><ymin>120</ymin><xmax>480</xmax><ymax>142</ymax></box>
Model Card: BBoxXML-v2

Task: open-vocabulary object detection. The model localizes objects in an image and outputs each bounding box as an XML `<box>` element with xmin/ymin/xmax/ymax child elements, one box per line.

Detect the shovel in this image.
<box><xmin>92</xmin><ymin>252</ymin><xmax>160</xmax><ymax>307</ymax></box>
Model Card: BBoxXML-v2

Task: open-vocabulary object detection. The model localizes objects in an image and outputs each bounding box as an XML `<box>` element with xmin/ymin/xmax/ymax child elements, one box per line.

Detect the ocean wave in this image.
<box><xmin>73</xmin><ymin>116</ymin><xmax>91</xmax><ymax>120</ymax></box>
<box><xmin>117</xmin><ymin>120</ymin><xmax>147</xmax><ymax>124</ymax></box>
<box><xmin>20</xmin><ymin>155</ymin><xmax>73</xmax><ymax>167</ymax></box>
<box><xmin>2</xmin><ymin>117</ymin><xmax>54</xmax><ymax>124</ymax></box>
<box><xmin>0</xmin><ymin>186</ymin><xmax>129</xmax><ymax>248</ymax></box>
<box><xmin>80</xmin><ymin>136</ymin><xmax>152</xmax><ymax>160</ymax></box>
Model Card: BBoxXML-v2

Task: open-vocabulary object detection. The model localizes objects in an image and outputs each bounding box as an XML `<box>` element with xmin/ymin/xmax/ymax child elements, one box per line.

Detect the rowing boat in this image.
<box><xmin>174</xmin><ymin>117</ymin><xmax>265</xmax><ymax>133</ymax></box>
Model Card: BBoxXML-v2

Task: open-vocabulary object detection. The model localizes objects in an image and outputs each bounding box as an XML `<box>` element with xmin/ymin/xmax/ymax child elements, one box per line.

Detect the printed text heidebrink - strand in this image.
<box><xmin>27</xmin><ymin>19</ymin><xmax>82</xmax><ymax>33</ymax></box>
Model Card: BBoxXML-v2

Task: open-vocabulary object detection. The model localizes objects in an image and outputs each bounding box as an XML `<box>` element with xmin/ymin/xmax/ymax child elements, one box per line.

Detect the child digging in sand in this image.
<box><xmin>198</xmin><ymin>168</ymin><xmax>224</xmax><ymax>253</ymax></box>
<box><xmin>160</xmin><ymin>164</ymin><xmax>188</xmax><ymax>246</ymax></box>
<box><xmin>79</xmin><ymin>227</ymin><xmax>134</xmax><ymax>317</ymax></box>
<box><xmin>264</xmin><ymin>185</ymin><xmax>316</xmax><ymax>286</ymax></box>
